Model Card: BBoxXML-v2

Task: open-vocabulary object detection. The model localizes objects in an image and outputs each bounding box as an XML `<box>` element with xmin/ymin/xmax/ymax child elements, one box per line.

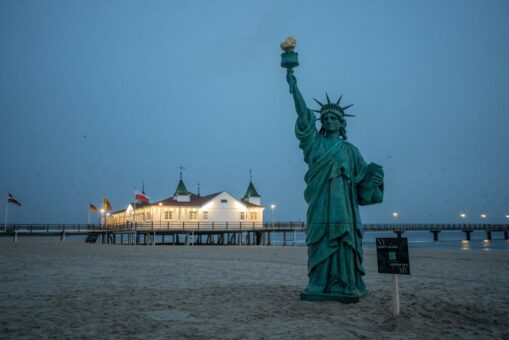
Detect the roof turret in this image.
<box><xmin>243</xmin><ymin>181</ymin><xmax>260</xmax><ymax>199</ymax></box>
<box><xmin>174</xmin><ymin>179</ymin><xmax>189</xmax><ymax>196</ymax></box>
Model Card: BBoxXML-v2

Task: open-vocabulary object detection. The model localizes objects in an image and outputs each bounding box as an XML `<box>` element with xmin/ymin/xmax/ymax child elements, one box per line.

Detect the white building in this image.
<box><xmin>106</xmin><ymin>177</ymin><xmax>264</xmax><ymax>228</ymax></box>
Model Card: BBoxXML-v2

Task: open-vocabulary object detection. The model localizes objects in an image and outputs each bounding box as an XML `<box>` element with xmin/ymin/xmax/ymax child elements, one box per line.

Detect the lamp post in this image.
<box><xmin>460</xmin><ymin>213</ymin><xmax>467</xmax><ymax>220</ymax></box>
<box><xmin>158</xmin><ymin>202</ymin><xmax>163</xmax><ymax>228</ymax></box>
<box><xmin>480</xmin><ymin>213</ymin><xmax>487</xmax><ymax>221</ymax></box>
<box><xmin>100</xmin><ymin>208</ymin><xmax>105</xmax><ymax>228</ymax></box>
<box><xmin>270</xmin><ymin>204</ymin><xmax>276</xmax><ymax>246</ymax></box>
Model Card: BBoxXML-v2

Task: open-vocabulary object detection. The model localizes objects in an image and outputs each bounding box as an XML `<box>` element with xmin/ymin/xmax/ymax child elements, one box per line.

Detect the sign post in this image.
<box><xmin>376</xmin><ymin>237</ymin><xmax>410</xmax><ymax>317</ymax></box>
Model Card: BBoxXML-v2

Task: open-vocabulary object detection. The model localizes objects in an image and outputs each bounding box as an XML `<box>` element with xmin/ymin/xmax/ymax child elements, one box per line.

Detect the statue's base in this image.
<box><xmin>300</xmin><ymin>290</ymin><xmax>366</xmax><ymax>304</ymax></box>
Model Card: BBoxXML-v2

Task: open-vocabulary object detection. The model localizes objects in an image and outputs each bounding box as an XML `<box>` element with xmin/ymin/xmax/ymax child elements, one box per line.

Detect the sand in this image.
<box><xmin>0</xmin><ymin>239</ymin><xmax>508</xmax><ymax>339</ymax></box>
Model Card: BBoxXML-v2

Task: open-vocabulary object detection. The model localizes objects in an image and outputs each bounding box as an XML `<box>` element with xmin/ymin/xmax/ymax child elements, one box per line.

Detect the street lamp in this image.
<box><xmin>392</xmin><ymin>211</ymin><xmax>399</xmax><ymax>220</ymax></box>
<box><xmin>158</xmin><ymin>202</ymin><xmax>163</xmax><ymax>228</ymax></box>
<box><xmin>100</xmin><ymin>208</ymin><xmax>105</xmax><ymax>228</ymax></box>
<box><xmin>460</xmin><ymin>213</ymin><xmax>466</xmax><ymax>220</ymax></box>
<box><xmin>270</xmin><ymin>204</ymin><xmax>276</xmax><ymax>246</ymax></box>
<box><xmin>480</xmin><ymin>213</ymin><xmax>487</xmax><ymax>220</ymax></box>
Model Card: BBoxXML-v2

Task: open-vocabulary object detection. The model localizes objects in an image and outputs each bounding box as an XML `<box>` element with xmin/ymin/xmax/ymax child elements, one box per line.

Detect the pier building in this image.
<box><xmin>105</xmin><ymin>177</ymin><xmax>264</xmax><ymax>228</ymax></box>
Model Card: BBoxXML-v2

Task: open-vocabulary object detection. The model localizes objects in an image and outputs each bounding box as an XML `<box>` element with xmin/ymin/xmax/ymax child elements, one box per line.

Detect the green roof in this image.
<box><xmin>243</xmin><ymin>181</ymin><xmax>260</xmax><ymax>198</ymax></box>
<box><xmin>174</xmin><ymin>179</ymin><xmax>189</xmax><ymax>196</ymax></box>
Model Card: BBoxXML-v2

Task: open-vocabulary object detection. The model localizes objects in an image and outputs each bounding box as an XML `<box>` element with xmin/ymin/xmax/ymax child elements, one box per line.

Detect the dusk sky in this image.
<box><xmin>1</xmin><ymin>0</ymin><xmax>508</xmax><ymax>224</ymax></box>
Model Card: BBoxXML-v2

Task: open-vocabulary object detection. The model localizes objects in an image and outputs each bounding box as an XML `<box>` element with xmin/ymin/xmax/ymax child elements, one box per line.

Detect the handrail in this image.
<box><xmin>1</xmin><ymin>222</ymin><xmax>508</xmax><ymax>233</ymax></box>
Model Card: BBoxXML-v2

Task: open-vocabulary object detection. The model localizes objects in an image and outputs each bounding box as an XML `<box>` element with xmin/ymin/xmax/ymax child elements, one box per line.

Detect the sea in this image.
<box><xmin>270</xmin><ymin>230</ymin><xmax>509</xmax><ymax>251</ymax></box>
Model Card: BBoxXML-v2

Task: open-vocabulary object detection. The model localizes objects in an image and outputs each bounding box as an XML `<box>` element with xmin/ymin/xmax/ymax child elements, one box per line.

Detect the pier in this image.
<box><xmin>1</xmin><ymin>222</ymin><xmax>508</xmax><ymax>244</ymax></box>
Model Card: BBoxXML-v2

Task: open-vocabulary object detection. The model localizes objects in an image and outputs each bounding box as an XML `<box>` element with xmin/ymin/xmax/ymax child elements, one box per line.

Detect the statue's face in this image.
<box><xmin>321</xmin><ymin>113</ymin><xmax>344</xmax><ymax>135</ymax></box>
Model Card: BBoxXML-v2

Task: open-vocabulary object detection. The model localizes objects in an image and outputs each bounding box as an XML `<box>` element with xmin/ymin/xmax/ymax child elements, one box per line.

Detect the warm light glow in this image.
<box><xmin>483</xmin><ymin>239</ymin><xmax>490</xmax><ymax>243</ymax></box>
<box><xmin>460</xmin><ymin>213</ymin><xmax>466</xmax><ymax>219</ymax></box>
<box><xmin>202</xmin><ymin>202</ymin><xmax>214</xmax><ymax>210</ymax></box>
<box><xmin>461</xmin><ymin>240</ymin><xmax>469</xmax><ymax>244</ymax></box>
<box><xmin>233</xmin><ymin>201</ymin><xmax>245</xmax><ymax>209</ymax></box>
<box><xmin>392</xmin><ymin>212</ymin><xmax>399</xmax><ymax>218</ymax></box>
<box><xmin>270</xmin><ymin>204</ymin><xmax>276</xmax><ymax>209</ymax></box>
<box><xmin>100</xmin><ymin>208</ymin><xmax>105</xmax><ymax>213</ymax></box>
<box><xmin>480</xmin><ymin>214</ymin><xmax>487</xmax><ymax>219</ymax></box>
<box><xmin>158</xmin><ymin>202</ymin><xmax>163</xmax><ymax>206</ymax></box>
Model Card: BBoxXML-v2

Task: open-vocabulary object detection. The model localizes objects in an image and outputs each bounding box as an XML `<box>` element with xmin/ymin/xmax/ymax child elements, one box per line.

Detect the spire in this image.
<box><xmin>197</xmin><ymin>182</ymin><xmax>201</xmax><ymax>197</ymax></box>
<box><xmin>174</xmin><ymin>166</ymin><xmax>190</xmax><ymax>197</ymax></box>
<box><xmin>142</xmin><ymin>180</ymin><xmax>145</xmax><ymax>194</ymax></box>
<box><xmin>174</xmin><ymin>179</ymin><xmax>189</xmax><ymax>196</ymax></box>
<box><xmin>243</xmin><ymin>169</ymin><xmax>261</xmax><ymax>199</ymax></box>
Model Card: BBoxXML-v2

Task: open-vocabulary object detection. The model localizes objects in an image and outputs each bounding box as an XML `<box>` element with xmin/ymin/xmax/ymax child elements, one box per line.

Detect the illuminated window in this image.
<box><xmin>250</xmin><ymin>211</ymin><xmax>257</xmax><ymax>220</ymax></box>
<box><xmin>146</xmin><ymin>212</ymin><xmax>151</xmax><ymax>220</ymax></box>
<box><xmin>165</xmin><ymin>211</ymin><xmax>173</xmax><ymax>220</ymax></box>
<box><xmin>240</xmin><ymin>212</ymin><xmax>245</xmax><ymax>220</ymax></box>
<box><xmin>202</xmin><ymin>211</ymin><xmax>208</xmax><ymax>220</ymax></box>
<box><xmin>189</xmin><ymin>211</ymin><xmax>197</xmax><ymax>220</ymax></box>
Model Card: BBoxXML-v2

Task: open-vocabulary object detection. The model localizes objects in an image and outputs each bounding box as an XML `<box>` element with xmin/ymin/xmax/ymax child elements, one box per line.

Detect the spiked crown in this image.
<box><xmin>313</xmin><ymin>93</ymin><xmax>355</xmax><ymax>120</ymax></box>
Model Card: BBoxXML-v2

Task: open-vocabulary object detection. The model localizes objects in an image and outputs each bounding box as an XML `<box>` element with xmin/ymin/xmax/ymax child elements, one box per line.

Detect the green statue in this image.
<box><xmin>281</xmin><ymin>37</ymin><xmax>384</xmax><ymax>303</ymax></box>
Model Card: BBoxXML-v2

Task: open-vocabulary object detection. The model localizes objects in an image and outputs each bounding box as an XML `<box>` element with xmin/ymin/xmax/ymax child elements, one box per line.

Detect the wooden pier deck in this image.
<box><xmin>1</xmin><ymin>222</ymin><xmax>508</xmax><ymax>244</ymax></box>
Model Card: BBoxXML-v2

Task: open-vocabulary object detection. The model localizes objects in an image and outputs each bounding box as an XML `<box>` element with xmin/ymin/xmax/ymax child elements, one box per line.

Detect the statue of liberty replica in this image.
<box><xmin>280</xmin><ymin>37</ymin><xmax>384</xmax><ymax>303</ymax></box>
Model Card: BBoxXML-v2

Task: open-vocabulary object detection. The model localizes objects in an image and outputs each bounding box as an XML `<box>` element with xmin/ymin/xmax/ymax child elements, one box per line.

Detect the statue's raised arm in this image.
<box><xmin>287</xmin><ymin>70</ymin><xmax>312</xmax><ymax>124</ymax></box>
<box><xmin>280</xmin><ymin>37</ymin><xmax>313</xmax><ymax>127</ymax></box>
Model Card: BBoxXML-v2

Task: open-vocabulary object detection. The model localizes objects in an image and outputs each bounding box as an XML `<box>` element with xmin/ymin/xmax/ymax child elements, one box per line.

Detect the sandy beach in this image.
<box><xmin>1</xmin><ymin>239</ymin><xmax>508</xmax><ymax>339</ymax></box>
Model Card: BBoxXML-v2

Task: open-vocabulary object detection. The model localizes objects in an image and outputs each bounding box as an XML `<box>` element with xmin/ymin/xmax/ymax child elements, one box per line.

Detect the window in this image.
<box><xmin>165</xmin><ymin>211</ymin><xmax>173</xmax><ymax>220</ymax></box>
<box><xmin>240</xmin><ymin>212</ymin><xmax>245</xmax><ymax>220</ymax></box>
<box><xmin>146</xmin><ymin>212</ymin><xmax>151</xmax><ymax>220</ymax></box>
<box><xmin>189</xmin><ymin>211</ymin><xmax>197</xmax><ymax>220</ymax></box>
<box><xmin>221</xmin><ymin>199</ymin><xmax>228</xmax><ymax>203</ymax></box>
<box><xmin>250</xmin><ymin>211</ymin><xmax>257</xmax><ymax>220</ymax></box>
<box><xmin>202</xmin><ymin>211</ymin><xmax>208</xmax><ymax>220</ymax></box>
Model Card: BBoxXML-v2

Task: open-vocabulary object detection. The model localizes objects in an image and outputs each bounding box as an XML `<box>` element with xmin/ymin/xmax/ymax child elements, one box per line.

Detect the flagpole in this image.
<box><xmin>133</xmin><ymin>202</ymin><xmax>136</xmax><ymax>230</ymax></box>
<box><xmin>4</xmin><ymin>199</ymin><xmax>8</xmax><ymax>232</ymax></box>
<box><xmin>88</xmin><ymin>209</ymin><xmax>91</xmax><ymax>225</ymax></box>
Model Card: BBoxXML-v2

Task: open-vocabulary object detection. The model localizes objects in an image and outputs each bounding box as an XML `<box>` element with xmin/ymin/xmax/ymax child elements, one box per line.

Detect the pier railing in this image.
<box><xmin>1</xmin><ymin>222</ymin><xmax>508</xmax><ymax>233</ymax></box>
<box><xmin>1</xmin><ymin>222</ymin><xmax>508</xmax><ymax>243</ymax></box>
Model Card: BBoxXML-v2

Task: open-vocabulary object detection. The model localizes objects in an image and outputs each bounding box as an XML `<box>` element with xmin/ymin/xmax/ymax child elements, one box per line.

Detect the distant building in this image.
<box><xmin>105</xmin><ymin>177</ymin><xmax>264</xmax><ymax>227</ymax></box>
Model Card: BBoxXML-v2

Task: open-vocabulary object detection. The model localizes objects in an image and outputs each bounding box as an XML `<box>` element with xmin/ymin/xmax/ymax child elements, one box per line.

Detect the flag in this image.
<box><xmin>89</xmin><ymin>203</ymin><xmax>97</xmax><ymax>212</ymax></box>
<box><xmin>7</xmin><ymin>192</ymin><xmax>21</xmax><ymax>206</ymax></box>
<box><xmin>103</xmin><ymin>197</ymin><xmax>112</xmax><ymax>211</ymax></box>
<box><xmin>135</xmin><ymin>191</ymin><xmax>150</xmax><ymax>202</ymax></box>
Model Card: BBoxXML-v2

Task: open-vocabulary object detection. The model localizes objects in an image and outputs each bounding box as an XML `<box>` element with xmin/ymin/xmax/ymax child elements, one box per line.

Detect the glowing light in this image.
<box><xmin>460</xmin><ymin>213</ymin><xmax>466</xmax><ymax>219</ymax></box>
<box><xmin>158</xmin><ymin>202</ymin><xmax>163</xmax><ymax>206</ymax></box>
<box><xmin>392</xmin><ymin>212</ymin><xmax>399</xmax><ymax>218</ymax></box>
<box><xmin>505</xmin><ymin>214</ymin><xmax>509</xmax><ymax>219</ymax></box>
<box><xmin>461</xmin><ymin>240</ymin><xmax>469</xmax><ymax>244</ymax></box>
<box><xmin>480</xmin><ymin>214</ymin><xmax>487</xmax><ymax>219</ymax></box>
<box><xmin>271</xmin><ymin>204</ymin><xmax>276</xmax><ymax>209</ymax></box>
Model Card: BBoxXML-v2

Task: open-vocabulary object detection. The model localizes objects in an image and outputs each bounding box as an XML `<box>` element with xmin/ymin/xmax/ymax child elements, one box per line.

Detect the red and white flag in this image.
<box><xmin>7</xmin><ymin>192</ymin><xmax>21</xmax><ymax>206</ymax></box>
<box><xmin>135</xmin><ymin>191</ymin><xmax>150</xmax><ymax>202</ymax></box>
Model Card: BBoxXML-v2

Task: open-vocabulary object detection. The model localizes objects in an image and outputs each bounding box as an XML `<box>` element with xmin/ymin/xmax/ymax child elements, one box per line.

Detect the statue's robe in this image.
<box><xmin>296</xmin><ymin>110</ymin><xmax>383</xmax><ymax>297</ymax></box>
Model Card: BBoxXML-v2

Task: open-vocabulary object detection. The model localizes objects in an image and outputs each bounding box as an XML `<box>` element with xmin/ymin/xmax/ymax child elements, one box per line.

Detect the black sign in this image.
<box><xmin>376</xmin><ymin>237</ymin><xmax>410</xmax><ymax>275</ymax></box>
